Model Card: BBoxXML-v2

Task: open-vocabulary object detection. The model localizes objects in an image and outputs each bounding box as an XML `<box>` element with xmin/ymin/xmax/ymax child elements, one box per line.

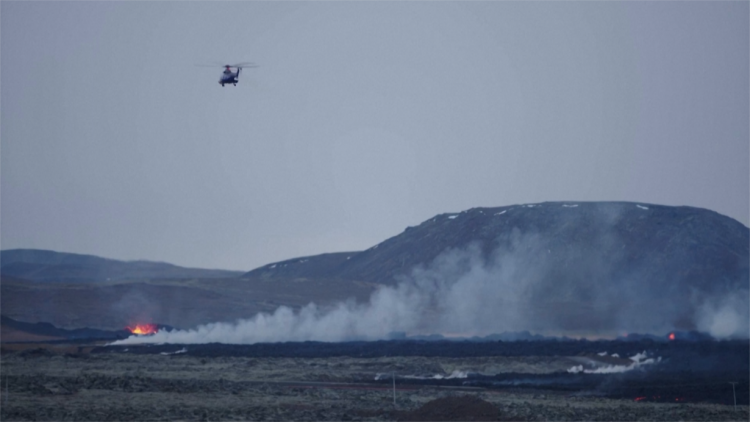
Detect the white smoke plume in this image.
<box><xmin>114</xmin><ymin>236</ymin><xmax>532</xmax><ymax>345</ymax></box>
<box><xmin>696</xmin><ymin>294</ymin><xmax>749</xmax><ymax>338</ymax></box>
<box><xmin>113</xmin><ymin>228</ymin><xmax>748</xmax><ymax>345</ymax></box>
<box><xmin>567</xmin><ymin>351</ymin><xmax>661</xmax><ymax>374</ymax></box>
<box><xmin>374</xmin><ymin>370</ymin><xmax>469</xmax><ymax>380</ymax></box>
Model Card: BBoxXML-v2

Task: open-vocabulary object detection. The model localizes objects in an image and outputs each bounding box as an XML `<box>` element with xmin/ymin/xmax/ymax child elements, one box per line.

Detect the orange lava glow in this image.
<box><xmin>634</xmin><ymin>396</ymin><xmax>647</xmax><ymax>402</ymax></box>
<box><xmin>126</xmin><ymin>324</ymin><xmax>158</xmax><ymax>335</ymax></box>
<box><xmin>668</xmin><ymin>333</ymin><xmax>675</xmax><ymax>340</ymax></box>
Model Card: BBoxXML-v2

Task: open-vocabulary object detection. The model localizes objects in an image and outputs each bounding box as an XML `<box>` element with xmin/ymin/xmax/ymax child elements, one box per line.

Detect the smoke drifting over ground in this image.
<box><xmin>567</xmin><ymin>351</ymin><xmax>661</xmax><ymax>374</ymax></box>
<box><xmin>696</xmin><ymin>294</ymin><xmax>748</xmax><ymax>338</ymax></box>
<box><xmin>114</xmin><ymin>226</ymin><xmax>748</xmax><ymax>345</ymax></box>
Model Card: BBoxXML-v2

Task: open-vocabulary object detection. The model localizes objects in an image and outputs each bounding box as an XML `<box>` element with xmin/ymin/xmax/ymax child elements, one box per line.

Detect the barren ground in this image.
<box><xmin>1</xmin><ymin>346</ymin><xmax>747</xmax><ymax>421</ymax></box>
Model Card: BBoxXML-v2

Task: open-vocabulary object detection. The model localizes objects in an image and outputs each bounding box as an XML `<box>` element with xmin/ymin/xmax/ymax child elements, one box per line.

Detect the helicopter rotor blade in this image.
<box><xmin>229</xmin><ymin>62</ymin><xmax>258</xmax><ymax>68</ymax></box>
<box><xmin>195</xmin><ymin>62</ymin><xmax>258</xmax><ymax>69</ymax></box>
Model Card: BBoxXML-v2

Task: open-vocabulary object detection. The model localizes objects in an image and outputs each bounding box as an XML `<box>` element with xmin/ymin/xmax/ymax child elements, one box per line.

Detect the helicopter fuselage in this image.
<box><xmin>219</xmin><ymin>69</ymin><xmax>240</xmax><ymax>86</ymax></box>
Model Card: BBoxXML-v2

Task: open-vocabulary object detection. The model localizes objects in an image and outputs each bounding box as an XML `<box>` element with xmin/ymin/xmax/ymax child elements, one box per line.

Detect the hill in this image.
<box><xmin>0</xmin><ymin>315</ymin><xmax>130</xmax><ymax>341</ymax></box>
<box><xmin>241</xmin><ymin>201</ymin><xmax>748</xmax><ymax>336</ymax></box>
<box><xmin>3</xmin><ymin>202</ymin><xmax>747</xmax><ymax>336</ymax></box>
<box><xmin>245</xmin><ymin>201</ymin><xmax>749</xmax><ymax>288</ymax></box>
<box><xmin>0</xmin><ymin>249</ymin><xmax>243</xmax><ymax>283</ymax></box>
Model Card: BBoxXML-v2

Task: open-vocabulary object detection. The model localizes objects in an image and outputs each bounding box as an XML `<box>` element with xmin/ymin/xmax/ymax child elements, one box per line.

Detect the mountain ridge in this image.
<box><xmin>0</xmin><ymin>249</ymin><xmax>244</xmax><ymax>283</ymax></box>
<box><xmin>237</xmin><ymin>201</ymin><xmax>748</xmax><ymax>336</ymax></box>
<box><xmin>244</xmin><ymin>201</ymin><xmax>749</xmax><ymax>288</ymax></box>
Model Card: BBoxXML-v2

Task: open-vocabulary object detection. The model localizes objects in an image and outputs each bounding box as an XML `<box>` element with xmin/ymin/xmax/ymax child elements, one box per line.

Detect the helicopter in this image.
<box><xmin>196</xmin><ymin>62</ymin><xmax>258</xmax><ymax>87</ymax></box>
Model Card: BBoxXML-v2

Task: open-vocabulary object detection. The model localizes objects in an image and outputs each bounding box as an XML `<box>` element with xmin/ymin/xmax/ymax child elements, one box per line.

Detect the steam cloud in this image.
<box><xmin>567</xmin><ymin>351</ymin><xmax>661</xmax><ymax>374</ymax></box>
<box><xmin>696</xmin><ymin>295</ymin><xmax>748</xmax><ymax>338</ymax></box>
<box><xmin>114</xmin><ymin>228</ymin><xmax>748</xmax><ymax>345</ymax></box>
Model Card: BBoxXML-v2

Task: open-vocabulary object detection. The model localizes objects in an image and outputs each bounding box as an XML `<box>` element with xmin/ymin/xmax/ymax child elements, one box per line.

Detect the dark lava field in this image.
<box><xmin>2</xmin><ymin>338</ymin><xmax>748</xmax><ymax>421</ymax></box>
<box><xmin>96</xmin><ymin>338</ymin><xmax>750</xmax><ymax>405</ymax></box>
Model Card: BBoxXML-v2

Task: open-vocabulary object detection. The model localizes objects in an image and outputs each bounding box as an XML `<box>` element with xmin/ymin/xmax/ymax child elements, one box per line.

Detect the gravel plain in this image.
<box><xmin>1</xmin><ymin>347</ymin><xmax>748</xmax><ymax>421</ymax></box>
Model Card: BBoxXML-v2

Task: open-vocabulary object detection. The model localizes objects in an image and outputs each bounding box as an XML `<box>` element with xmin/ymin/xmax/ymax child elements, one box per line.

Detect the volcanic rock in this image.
<box><xmin>395</xmin><ymin>395</ymin><xmax>503</xmax><ymax>421</ymax></box>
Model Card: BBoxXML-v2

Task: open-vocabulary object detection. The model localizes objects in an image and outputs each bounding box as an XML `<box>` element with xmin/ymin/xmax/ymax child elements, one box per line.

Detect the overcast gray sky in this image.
<box><xmin>2</xmin><ymin>1</ymin><xmax>748</xmax><ymax>271</ymax></box>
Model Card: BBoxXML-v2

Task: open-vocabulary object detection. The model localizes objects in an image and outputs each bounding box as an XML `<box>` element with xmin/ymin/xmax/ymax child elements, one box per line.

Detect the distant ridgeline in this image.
<box><xmin>0</xmin><ymin>249</ymin><xmax>244</xmax><ymax>283</ymax></box>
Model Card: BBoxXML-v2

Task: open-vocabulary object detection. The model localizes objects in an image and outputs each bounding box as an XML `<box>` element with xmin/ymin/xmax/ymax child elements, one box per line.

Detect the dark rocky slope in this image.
<box><xmin>245</xmin><ymin>201</ymin><xmax>748</xmax><ymax>288</ymax></box>
<box><xmin>1</xmin><ymin>315</ymin><xmax>130</xmax><ymax>341</ymax></box>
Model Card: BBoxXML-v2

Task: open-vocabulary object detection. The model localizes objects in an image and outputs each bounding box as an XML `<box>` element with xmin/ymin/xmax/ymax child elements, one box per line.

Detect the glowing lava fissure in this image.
<box><xmin>126</xmin><ymin>323</ymin><xmax>159</xmax><ymax>335</ymax></box>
